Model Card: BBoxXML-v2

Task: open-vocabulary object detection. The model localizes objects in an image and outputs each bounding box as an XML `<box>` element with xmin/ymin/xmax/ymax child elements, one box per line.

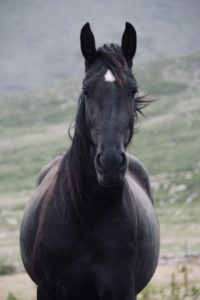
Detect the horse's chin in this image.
<box><xmin>96</xmin><ymin>172</ymin><xmax>124</xmax><ymax>187</ymax></box>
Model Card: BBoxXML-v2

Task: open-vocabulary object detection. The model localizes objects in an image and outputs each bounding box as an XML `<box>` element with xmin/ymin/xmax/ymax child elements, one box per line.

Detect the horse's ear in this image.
<box><xmin>121</xmin><ymin>22</ymin><xmax>137</xmax><ymax>67</ymax></box>
<box><xmin>80</xmin><ymin>23</ymin><xmax>97</xmax><ymax>67</ymax></box>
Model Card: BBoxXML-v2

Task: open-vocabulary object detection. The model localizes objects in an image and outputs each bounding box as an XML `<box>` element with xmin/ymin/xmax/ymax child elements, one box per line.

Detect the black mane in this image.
<box><xmin>54</xmin><ymin>95</ymin><xmax>90</xmax><ymax>222</ymax></box>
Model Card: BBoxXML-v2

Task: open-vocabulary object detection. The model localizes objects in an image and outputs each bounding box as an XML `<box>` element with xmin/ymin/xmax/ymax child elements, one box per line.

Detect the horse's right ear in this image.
<box><xmin>121</xmin><ymin>22</ymin><xmax>137</xmax><ymax>67</ymax></box>
<box><xmin>80</xmin><ymin>23</ymin><xmax>97</xmax><ymax>67</ymax></box>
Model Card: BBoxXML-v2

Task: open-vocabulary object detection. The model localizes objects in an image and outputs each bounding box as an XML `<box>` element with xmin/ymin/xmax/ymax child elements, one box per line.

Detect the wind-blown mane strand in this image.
<box><xmin>54</xmin><ymin>95</ymin><xmax>90</xmax><ymax>221</ymax></box>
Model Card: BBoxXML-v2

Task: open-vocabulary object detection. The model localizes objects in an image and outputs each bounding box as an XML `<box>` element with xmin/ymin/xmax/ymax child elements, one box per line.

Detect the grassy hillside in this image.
<box><xmin>0</xmin><ymin>53</ymin><xmax>200</xmax><ymax>273</ymax></box>
<box><xmin>133</xmin><ymin>53</ymin><xmax>200</xmax><ymax>255</ymax></box>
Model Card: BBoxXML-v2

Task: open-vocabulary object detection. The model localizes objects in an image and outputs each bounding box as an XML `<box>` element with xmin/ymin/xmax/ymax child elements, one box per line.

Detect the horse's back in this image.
<box><xmin>126</xmin><ymin>154</ymin><xmax>160</xmax><ymax>293</ymax></box>
<box><xmin>20</xmin><ymin>156</ymin><xmax>63</xmax><ymax>283</ymax></box>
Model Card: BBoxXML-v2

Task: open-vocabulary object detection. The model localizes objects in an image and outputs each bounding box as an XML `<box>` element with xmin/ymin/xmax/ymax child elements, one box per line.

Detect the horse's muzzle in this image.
<box><xmin>94</xmin><ymin>150</ymin><xmax>127</xmax><ymax>186</ymax></box>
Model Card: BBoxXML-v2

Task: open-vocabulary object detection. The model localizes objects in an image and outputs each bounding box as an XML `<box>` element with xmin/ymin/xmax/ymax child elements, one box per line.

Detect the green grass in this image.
<box><xmin>6</xmin><ymin>293</ymin><xmax>18</xmax><ymax>300</ymax></box>
<box><xmin>3</xmin><ymin>265</ymin><xmax>200</xmax><ymax>300</ymax></box>
<box><xmin>0</xmin><ymin>52</ymin><xmax>200</xmax><ymax>271</ymax></box>
<box><xmin>139</xmin><ymin>265</ymin><xmax>200</xmax><ymax>300</ymax></box>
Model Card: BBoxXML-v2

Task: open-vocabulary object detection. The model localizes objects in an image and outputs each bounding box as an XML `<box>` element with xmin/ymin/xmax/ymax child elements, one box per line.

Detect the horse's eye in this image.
<box><xmin>83</xmin><ymin>89</ymin><xmax>90</xmax><ymax>98</ymax></box>
<box><xmin>132</xmin><ymin>89</ymin><xmax>137</xmax><ymax>96</ymax></box>
<box><xmin>131</xmin><ymin>92</ymin><xmax>136</xmax><ymax>101</ymax></box>
<box><xmin>132</xmin><ymin>90</ymin><xmax>138</xmax><ymax>99</ymax></box>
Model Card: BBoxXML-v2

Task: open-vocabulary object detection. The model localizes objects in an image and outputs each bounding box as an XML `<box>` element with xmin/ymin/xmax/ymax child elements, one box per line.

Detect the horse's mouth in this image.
<box><xmin>96</xmin><ymin>171</ymin><xmax>125</xmax><ymax>187</ymax></box>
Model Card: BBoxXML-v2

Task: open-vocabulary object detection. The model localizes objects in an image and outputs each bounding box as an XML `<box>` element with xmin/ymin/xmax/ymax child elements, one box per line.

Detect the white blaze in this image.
<box><xmin>104</xmin><ymin>69</ymin><xmax>116</xmax><ymax>82</ymax></box>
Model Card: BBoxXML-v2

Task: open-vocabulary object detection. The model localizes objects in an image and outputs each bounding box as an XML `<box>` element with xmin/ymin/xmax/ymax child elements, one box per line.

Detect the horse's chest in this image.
<box><xmin>40</xmin><ymin>212</ymin><xmax>135</xmax><ymax>284</ymax></box>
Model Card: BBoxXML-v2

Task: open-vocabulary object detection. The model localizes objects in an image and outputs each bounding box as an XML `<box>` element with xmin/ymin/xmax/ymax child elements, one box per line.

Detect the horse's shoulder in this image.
<box><xmin>126</xmin><ymin>153</ymin><xmax>153</xmax><ymax>203</ymax></box>
<box><xmin>35</xmin><ymin>155</ymin><xmax>63</xmax><ymax>187</ymax></box>
<box><xmin>27</xmin><ymin>155</ymin><xmax>63</xmax><ymax>211</ymax></box>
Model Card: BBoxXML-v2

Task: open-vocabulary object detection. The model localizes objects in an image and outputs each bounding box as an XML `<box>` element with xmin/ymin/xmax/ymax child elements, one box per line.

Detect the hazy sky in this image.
<box><xmin>0</xmin><ymin>0</ymin><xmax>199</xmax><ymax>94</ymax></box>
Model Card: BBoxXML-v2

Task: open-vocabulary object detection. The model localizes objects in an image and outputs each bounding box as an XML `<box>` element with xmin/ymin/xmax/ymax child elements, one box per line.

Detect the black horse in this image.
<box><xmin>20</xmin><ymin>23</ymin><xmax>160</xmax><ymax>300</ymax></box>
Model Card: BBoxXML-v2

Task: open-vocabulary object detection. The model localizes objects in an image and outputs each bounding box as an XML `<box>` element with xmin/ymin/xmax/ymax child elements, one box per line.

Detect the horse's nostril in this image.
<box><xmin>120</xmin><ymin>152</ymin><xmax>127</xmax><ymax>170</ymax></box>
<box><xmin>96</xmin><ymin>153</ymin><xmax>101</xmax><ymax>166</ymax></box>
<box><xmin>121</xmin><ymin>152</ymin><xmax>125</xmax><ymax>165</ymax></box>
<box><xmin>95</xmin><ymin>153</ymin><xmax>104</xmax><ymax>173</ymax></box>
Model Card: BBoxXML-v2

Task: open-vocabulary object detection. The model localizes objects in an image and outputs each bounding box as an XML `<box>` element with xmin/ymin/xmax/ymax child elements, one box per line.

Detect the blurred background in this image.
<box><xmin>0</xmin><ymin>0</ymin><xmax>200</xmax><ymax>299</ymax></box>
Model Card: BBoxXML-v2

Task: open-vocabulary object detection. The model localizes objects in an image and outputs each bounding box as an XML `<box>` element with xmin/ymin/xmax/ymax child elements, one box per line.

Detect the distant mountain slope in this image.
<box><xmin>136</xmin><ymin>52</ymin><xmax>200</xmax><ymax>95</ymax></box>
<box><xmin>0</xmin><ymin>0</ymin><xmax>200</xmax><ymax>94</ymax></box>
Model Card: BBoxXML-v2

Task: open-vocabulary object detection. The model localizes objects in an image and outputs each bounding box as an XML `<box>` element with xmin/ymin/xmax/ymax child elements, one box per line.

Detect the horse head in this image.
<box><xmin>80</xmin><ymin>23</ymin><xmax>138</xmax><ymax>186</ymax></box>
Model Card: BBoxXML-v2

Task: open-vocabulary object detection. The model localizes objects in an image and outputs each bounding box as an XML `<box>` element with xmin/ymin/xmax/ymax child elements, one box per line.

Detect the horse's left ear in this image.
<box><xmin>121</xmin><ymin>22</ymin><xmax>137</xmax><ymax>67</ymax></box>
<box><xmin>80</xmin><ymin>23</ymin><xmax>97</xmax><ymax>67</ymax></box>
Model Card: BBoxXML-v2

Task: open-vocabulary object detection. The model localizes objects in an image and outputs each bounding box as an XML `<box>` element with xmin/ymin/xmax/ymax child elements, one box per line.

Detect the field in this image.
<box><xmin>0</xmin><ymin>52</ymin><xmax>200</xmax><ymax>299</ymax></box>
<box><xmin>0</xmin><ymin>263</ymin><xmax>200</xmax><ymax>300</ymax></box>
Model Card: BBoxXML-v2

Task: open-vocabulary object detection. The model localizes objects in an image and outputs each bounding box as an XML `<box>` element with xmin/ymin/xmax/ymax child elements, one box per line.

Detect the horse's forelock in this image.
<box><xmin>97</xmin><ymin>44</ymin><xmax>129</xmax><ymax>86</ymax></box>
